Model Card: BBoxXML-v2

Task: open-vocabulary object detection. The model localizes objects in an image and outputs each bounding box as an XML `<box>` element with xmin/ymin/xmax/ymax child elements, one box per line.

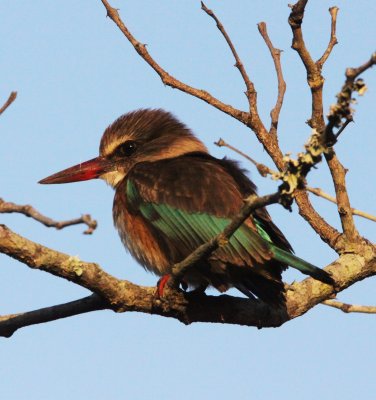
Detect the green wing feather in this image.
<box><xmin>127</xmin><ymin>179</ymin><xmax>271</xmax><ymax>267</ymax></box>
<box><xmin>126</xmin><ymin>156</ymin><xmax>333</xmax><ymax>285</ymax></box>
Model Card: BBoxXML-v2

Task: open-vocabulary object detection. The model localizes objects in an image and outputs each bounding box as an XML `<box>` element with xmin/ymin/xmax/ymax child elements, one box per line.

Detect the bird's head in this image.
<box><xmin>39</xmin><ymin>109</ymin><xmax>208</xmax><ymax>188</ymax></box>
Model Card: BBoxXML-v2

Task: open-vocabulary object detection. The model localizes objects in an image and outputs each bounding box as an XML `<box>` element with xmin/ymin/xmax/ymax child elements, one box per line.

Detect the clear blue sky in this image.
<box><xmin>1</xmin><ymin>1</ymin><xmax>375</xmax><ymax>399</ymax></box>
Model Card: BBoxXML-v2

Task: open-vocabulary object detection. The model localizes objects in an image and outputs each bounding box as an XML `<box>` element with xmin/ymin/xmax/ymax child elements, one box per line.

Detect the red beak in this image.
<box><xmin>39</xmin><ymin>157</ymin><xmax>113</xmax><ymax>184</ymax></box>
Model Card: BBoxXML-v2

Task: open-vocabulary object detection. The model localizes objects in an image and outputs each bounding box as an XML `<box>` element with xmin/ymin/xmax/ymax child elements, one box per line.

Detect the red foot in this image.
<box><xmin>155</xmin><ymin>274</ymin><xmax>171</xmax><ymax>298</ymax></box>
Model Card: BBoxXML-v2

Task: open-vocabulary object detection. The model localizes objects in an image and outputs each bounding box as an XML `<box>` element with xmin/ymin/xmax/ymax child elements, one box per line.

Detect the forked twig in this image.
<box><xmin>317</xmin><ymin>7</ymin><xmax>339</xmax><ymax>68</ymax></box>
<box><xmin>0</xmin><ymin>198</ymin><xmax>97</xmax><ymax>234</ymax></box>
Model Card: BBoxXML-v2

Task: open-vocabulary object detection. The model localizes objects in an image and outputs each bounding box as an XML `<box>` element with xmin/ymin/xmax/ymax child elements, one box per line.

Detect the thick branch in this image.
<box><xmin>0</xmin><ymin>223</ymin><xmax>374</xmax><ymax>337</ymax></box>
<box><xmin>0</xmin><ymin>294</ymin><xmax>106</xmax><ymax>338</ymax></box>
<box><xmin>0</xmin><ymin>198</ymin><xmax>97</xmax><ymax>234</ymax></box>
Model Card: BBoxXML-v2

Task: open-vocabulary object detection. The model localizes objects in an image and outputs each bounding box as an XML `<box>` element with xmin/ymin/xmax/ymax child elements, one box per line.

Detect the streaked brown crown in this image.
<box><xmin>99</xmin><ymin>109</ymin><xmax>208</xmax><ymax>160</ymax></box>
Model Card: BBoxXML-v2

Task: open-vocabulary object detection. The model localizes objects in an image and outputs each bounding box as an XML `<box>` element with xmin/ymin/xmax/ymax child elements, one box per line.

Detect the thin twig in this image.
<box><xmin>169</xmin><ymin>192</ymin><xmax>281</xmax><ymax>285</ymax></box>
<box><xmin>0</xmin><ymin>92</ymin><xmax>17</xmax><ymax>116</ymax></box>
<box><xmin>323</xmin><ymin>299</ymin><xmax>376</xmax><ymax>314</ymax></box>
<box><xmin>201</xmin><ymin>1</ymin><xmax>256</xmax><ymax>113</ymax></box>
<box><xmin>326</xmin><ymin>52</ymin><xmax>376</xmax><ymax>139</ymax></box>
<box><xmin>257</xmin><ymin>22</ymin><xmax>286</xmax><ymax>137</ymax></box>
<box><xmin>307</xmin><ymin>187</ymin><xmax>376</xmax><ymax>223</ymax></box>
<box><xmin>0</xmin><ymin>198</ymin><xmax>97</xmax><ymax>234</ymax></box>
<box><xmin>316</xmin><ymin>7</ymin><xmax>339</xmax><ymax>69</ymax></box>
<box><xmin>346</xmin><ymin>52</ymin><xmax>376</xmax><ymax>81</ymax></box>
<box><xmin>333</xmin><ymin>117</ymin><xmax>353</xmax><ymax>141</ymax></box>
<box><xmin>215</xmin><ymin>138</ymin><xmax>274</xmax><ymax>177</ymax></box>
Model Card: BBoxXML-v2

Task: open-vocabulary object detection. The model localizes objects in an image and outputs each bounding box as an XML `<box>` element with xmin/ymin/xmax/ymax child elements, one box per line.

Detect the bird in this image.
<box><xmin>39</xmin><ymin>108</ymin><xmax>333</xmax><ymax>306</ymax></box>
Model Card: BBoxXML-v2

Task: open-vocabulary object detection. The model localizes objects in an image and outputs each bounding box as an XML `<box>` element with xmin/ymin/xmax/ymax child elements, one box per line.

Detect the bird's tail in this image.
<box><xmin>270</xmin><ymin>245</ymin><xmax>334</xmax><ymax>285</ymax></box>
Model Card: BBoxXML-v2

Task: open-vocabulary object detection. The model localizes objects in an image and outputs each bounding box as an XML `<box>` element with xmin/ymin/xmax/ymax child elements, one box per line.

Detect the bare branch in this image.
<box><xmin>0</xmin><ymin>198</ymin><xmax>97</xmax><ymax>234</ymax></box>
<box><xmin>257</xmin><ymin>22</ymin><xmax>286</xmax><ymax>136</ymax></box>
<box><xmin>201</xmin><ymin>2</ymin><xmax>256</xmax><ymax>113</ymax></box>
<box><xmin>100</xmin><ymin>0</ymin><xmax>248</xmax><ymax>125</ymax></box>
<box><xmin>288</xmin><ymin>0</ymin><xmax>325</xmax><ymax>131</ymax></box>
<box><xmin>321</xmin><ymin>54</ymin><xmax>376</xmax><ymax>243</ymax></box>
<box><xmin>287</xmin><ymin>1</ymin><xmax>365</xmax><ymax>248</ymax></box>
<box><xmin>169</xmin><ymin>192</ymin><xmax>281</xmax><ymax>286</ymax></box>
<box><xmin>1</xmin><ymin>223</ymin><xmax>375</xmax><ymax>337</ymax></box>
<box><xmin>308</xmin><ymin>187</ymin><xmax>376</xmax><ymax>223</ymax></box>
<box><xmin>100</xmin><ymin>0</ymin><xmax>285</xmax><ymax>170</ymax></box>
<box><xmin>323</xmin><ymin>299</ymin><xmax>376</xmax><ymax>314</ymax></box>
<box><xmin>316</xmin><ymin>7</ymin><xmax>339</xmax><ymax>69</ymax></box>
<box><xmin>0</xmin><ymin>91</ymin><xmax>17</xmax><ymax>116</ymax></box>
<box><xmin>0</xmin><ymin>294</ymin><xmax>106</xmax><ymax>338</ymax></box>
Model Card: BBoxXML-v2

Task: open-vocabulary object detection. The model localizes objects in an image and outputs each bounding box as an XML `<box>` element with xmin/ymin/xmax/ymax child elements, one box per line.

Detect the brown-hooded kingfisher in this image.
<box><xmin>39</xmin><ymin>109</ymin><xmax>333</xmax><ymax>306</ymax></box>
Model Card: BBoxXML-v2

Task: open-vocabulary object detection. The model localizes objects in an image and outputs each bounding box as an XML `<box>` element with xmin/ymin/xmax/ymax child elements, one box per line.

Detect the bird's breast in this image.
<box><xmin>112</xmin><ymin>190</ymin><xmax>171</xmax><ymax>276</ymax></box>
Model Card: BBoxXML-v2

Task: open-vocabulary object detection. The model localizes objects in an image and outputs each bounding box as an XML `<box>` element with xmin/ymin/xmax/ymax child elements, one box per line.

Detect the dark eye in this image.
<box><xmin>115</xmin><ymin>141</ymin><xmax>137</xmax><ymax>157</ymax></box>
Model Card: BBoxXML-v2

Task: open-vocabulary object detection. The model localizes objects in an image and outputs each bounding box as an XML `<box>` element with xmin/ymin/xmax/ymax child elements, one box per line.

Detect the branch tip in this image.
<box><xmin>0</xmin><ymin>91</ymin><xmax>17</xmax><ymax>116</ymax></box>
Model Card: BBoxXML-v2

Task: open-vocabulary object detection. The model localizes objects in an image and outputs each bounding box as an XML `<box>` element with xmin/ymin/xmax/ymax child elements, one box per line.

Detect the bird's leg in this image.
<box><xmin>155</xmin><ymin>276</ymin><xmax>192</xmax><ymax>298</ymax></box>
<box><xmin>155</xmin><ymin>274</ymin><xmax>172</xmax><ymax>298</ymax></box>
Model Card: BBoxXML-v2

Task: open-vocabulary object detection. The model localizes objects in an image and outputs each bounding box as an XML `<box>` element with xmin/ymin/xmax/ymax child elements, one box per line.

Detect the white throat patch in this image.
<box><xmin>100</xmin><ymin>170</ymin><xmax>126</xmax><ymax>188</ymax></box>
